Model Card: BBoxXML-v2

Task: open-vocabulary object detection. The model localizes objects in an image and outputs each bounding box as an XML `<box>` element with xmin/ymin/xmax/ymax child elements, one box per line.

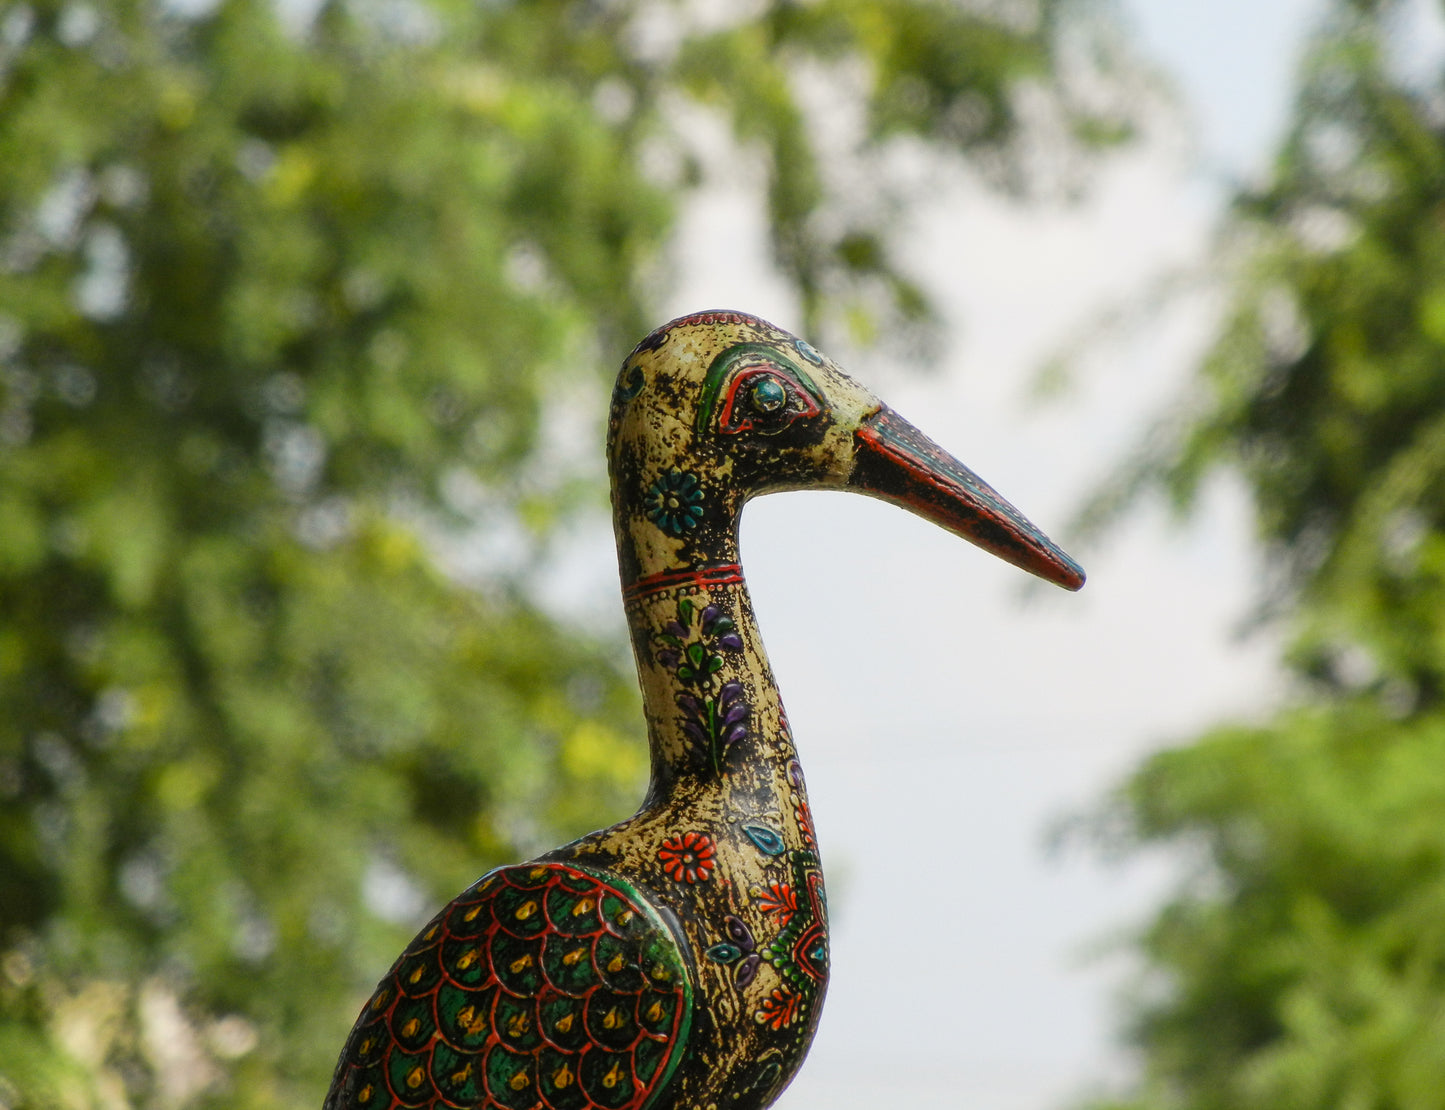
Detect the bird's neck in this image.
<box><xmin>619</xmin><ymin>527</ymin><xmax>801</xmax><ymax>809</ymax></box>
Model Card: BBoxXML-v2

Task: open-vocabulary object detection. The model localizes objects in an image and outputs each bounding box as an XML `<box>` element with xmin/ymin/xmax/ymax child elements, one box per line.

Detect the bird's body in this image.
<box><xmin>325</xmin><ymin>311</ymin><xmax>1083</xmax><ymax>1110</ymax></box>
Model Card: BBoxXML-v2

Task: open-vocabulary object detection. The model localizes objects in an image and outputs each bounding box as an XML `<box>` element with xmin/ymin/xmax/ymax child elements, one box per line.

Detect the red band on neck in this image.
<box><xmin>622</xmin><ymin>563</ymin><xmax>744</xmax><ymax>604</ymax></box>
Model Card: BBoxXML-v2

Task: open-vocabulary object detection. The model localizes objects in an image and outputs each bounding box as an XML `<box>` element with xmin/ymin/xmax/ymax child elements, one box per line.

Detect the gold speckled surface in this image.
<box><xmin>325</xmin><ymin>309</ymin><xmax>1083</xmax><ymax>1110</ymax></box>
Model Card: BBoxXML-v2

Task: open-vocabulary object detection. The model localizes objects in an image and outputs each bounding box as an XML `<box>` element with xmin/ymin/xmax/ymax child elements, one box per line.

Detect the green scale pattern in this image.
<box><xmin>325</xmin><ymin>863</ymin><xmax>692</xmax><ymax>1110</ymax></box>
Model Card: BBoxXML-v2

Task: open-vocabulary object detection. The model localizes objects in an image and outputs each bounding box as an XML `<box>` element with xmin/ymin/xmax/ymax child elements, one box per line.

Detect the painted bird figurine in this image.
<box><xmin>324</xmin><ymin>311</ymin><xmax>1085</xmax><ymax>1110</ymax></box>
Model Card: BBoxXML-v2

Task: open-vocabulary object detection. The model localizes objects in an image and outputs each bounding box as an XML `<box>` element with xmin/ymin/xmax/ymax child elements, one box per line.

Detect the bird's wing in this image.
<box><xmin>325</xmin><ymin>861</ymin><xmax>692</xmax><ymax>1110</ymax></box>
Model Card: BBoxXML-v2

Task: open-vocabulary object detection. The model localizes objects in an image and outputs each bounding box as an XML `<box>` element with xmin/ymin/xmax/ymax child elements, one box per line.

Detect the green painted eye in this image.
<box><xmin>750</xmin><ymin>377</ymin><xmax>786</xmax><ymax>412</ymax></box>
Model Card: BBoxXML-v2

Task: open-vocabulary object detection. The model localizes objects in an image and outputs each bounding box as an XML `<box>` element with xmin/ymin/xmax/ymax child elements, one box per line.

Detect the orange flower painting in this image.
<box><xmin>657</xmin><ymin>831</ymin><xmax>716</xmax><ymax>883</ymax></box>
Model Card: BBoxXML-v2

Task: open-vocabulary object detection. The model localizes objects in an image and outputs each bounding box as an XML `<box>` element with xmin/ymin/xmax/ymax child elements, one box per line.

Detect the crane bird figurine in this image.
<box><xmin>325</xmin><ymin>311</ymin><xmax>1085</xmax><ymax>1110</ymax></box>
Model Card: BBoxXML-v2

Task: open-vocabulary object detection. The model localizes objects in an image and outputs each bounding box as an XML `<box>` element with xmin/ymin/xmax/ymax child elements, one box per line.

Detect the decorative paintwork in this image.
<box><xmin>655</xmin><ymin>597</ymin><xmax>747</xmax><ymax>776</ymax></box>
<box><xmin>644</xmin><ymin>471</ymin><xmax>706</xmax><ymax>536</ymax></box>
<box><xmin>740</xmin><ymin>825</ymin><xmax>785</xmax><ymax>858</ymax></box>
<box><xmin>694</xmin><ymin>344</ymin><xmax>823</xmax><ymax>437</ymax></box>
<box><xmin>784</xmin><ymin>761</ymin><xmax>816</xmax><ymax>852</ymax></box>
<box><xmin>656</xmin><ymin>833</ymin><xmax>715</xmax><ymax>884</ymax></box>
<box><xmin>754</xmin><ymin>851</ymin><xmax>827</xmax><ymax>1032</ymax></box>
<box><xmin>326</xmin><ymin>310</ymin><xmax>1085</xmax><ymax>1110</ymax></box>
<box><xmin>703</xmin><ymin>913</ymin><xmax>763</xmax><ymax>995</ymax></box>
<box><xmin>325</xmin><ymin>863</ymin><xmax>691</xmax><ymax>1110</ymax></box>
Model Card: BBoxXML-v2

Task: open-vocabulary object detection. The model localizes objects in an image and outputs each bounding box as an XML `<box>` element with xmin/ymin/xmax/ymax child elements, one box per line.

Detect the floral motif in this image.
<box><xmin>787</xmin><ymin>760</ymin><xmax>816</xmax><ymax>848</ymax></box>
<box><xmin>757</xmin><ymin>987</ymin><xmax>800</xmax><ymax>1030</ymax></box>
<box><xmin>645</xmin><ymin>469</ymin><xmax>705</xmax><ymax>535</ymax></box>
<box><xmin>656</xmin><ymin>601</ymin><xmax>744</xmax><ymax>679</ymax></box>
<box><xmin>679</xmin><ymin>680</ymin><xmax>747</xmax><ymax>757</ymax></box>
<box><xmin>656</xmin><ymin>598</ymin><xmax>748</xmax><ymax>774</ymax></box>
<box><xmin>657</xmin><ymin>831</ymin><xmax>716</xmax><ymax>883</ymax></box>
<box><xmin>704</xmin><ymin>914</ymin><xmax>762</xmax><ymax>989</ymax></box>
<box><xmin>794</xmin><ymin>799</ymin><xmax>816</xmax><ymax>850</ymax></box>
<box><xmin>755</xmin><ymin>850</ymin><xmax>827</xmax><ymax>1033</ymax></box>
<box><xmin>755</xmin><ymin>882</ymin><xmax>797</xmax><ymax>928</ymax></box>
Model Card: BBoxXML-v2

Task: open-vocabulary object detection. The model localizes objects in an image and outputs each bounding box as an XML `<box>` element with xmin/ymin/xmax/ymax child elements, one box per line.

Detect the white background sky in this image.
<box><xmin>650</xmin><ymin>2</ymin><xmax>1322</xmax><ymax>1107</ymax></box>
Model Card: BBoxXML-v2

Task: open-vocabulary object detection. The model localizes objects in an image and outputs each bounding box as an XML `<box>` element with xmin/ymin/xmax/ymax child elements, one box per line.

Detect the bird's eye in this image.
<box><xmin>750</xmin><ymin>377</ymin><xmax>787</xmax><ymax>413</ymax></box>
<box><xmin>716</xmin><ymin>361</ymin><xmax>822</xmax><ymax>436</ymax></box>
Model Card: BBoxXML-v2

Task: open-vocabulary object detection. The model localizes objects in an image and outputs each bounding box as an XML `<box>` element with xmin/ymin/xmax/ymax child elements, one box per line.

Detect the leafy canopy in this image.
<box><xmin>1082</xmin><ymin>4</ymin><xmax>1445</xmax><ymax>1109</ymax></box>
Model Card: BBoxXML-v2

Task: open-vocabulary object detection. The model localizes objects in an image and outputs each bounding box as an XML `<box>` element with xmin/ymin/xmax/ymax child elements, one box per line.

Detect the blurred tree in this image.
<box><xmin>0</xmin><ymin>0</ymin><xmax>1135</xmax><ymax>1104</ymax></box>
<box><xmin>1077</xmin><ymin>3</ymin><xmax>1445</xmax><ymax>1108</ymax></box>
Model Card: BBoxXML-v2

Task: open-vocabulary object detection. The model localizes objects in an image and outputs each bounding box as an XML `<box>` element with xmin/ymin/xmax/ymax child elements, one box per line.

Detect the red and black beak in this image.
<box><xmin>848</xmin><ymin>406</ymin><xmax>1085</xmax><ymax>590</ymax></box>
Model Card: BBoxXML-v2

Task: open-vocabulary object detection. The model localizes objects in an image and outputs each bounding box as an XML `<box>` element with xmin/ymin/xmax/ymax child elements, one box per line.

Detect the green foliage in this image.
<box><xmin>1094</xmin><ymin>704</ymin><xmax>1445</xmax><ymax>1110</ymax></box>
<box><xmin>1092</xmin><ymin>1</ymin><xmax>1445</xmax><ymax>702</ymax></box>
<box><xmin>0</xmin><ymin>0</ymin><xmax>1135</xmax><ymax>1104</ymax></box>
<box><xmin>1081</xmin><ymin>4</ymin><xmax>1445</xmax><ymax>1109</ymax></box>
<box><xmin>672</xmin><ymin>0</ymin><xmax>1136</xmax><ymax>342</ymax></box>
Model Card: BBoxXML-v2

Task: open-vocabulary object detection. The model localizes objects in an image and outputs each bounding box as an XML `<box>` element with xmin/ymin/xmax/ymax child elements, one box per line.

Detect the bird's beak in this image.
<box><xmin>848</xmin><ymin>405</ymin><xmax>1085</xmax><ymax>590</ymax></box>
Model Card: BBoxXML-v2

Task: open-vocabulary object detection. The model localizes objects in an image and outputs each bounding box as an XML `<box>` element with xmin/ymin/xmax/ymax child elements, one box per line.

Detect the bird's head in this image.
<box><xmin>608</xmin><ymin>310</ymin><xmax>1083</xmax><ymax>591</ymax></box>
